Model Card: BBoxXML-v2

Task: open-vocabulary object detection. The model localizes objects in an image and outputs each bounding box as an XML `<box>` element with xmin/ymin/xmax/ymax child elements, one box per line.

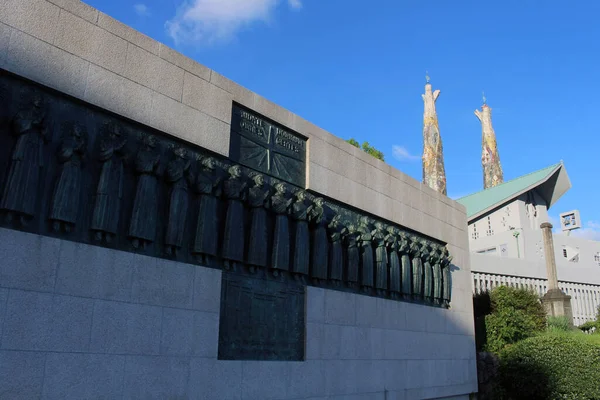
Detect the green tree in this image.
<box><xmin>346</xmin><ymin>138</ymin><xmax>385</xmax><ymax>162</ymax></box>
<box><xmin>476</xmin><ymin>286</ymin><xmax>547</xmax><ymax>353</ymax></box>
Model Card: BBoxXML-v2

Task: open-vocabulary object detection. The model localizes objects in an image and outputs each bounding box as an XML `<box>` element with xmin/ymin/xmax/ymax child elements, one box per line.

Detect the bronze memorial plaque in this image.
<box><xmin>218</xmin><ymin>272</ymin><xmax>306</xmax><ymax>361</ymax></box>
<box><xmin>229</xmin><ymin>104</ymin><xmax>307</xmax><ymax>187</ymax></box>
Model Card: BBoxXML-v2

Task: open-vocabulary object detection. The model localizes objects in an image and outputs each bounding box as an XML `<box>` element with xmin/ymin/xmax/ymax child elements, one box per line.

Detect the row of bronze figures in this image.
<box><xmin>0</xmin><ymin>93</ymin><xmax>452</xmax><ymax>306</ymax></box>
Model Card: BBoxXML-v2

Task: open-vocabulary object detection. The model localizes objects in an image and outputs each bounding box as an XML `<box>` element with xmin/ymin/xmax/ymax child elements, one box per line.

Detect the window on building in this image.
<box><xmin>594</xmin><ymin>252</ymin><xmax>600</xmax><ymax>266</ymax></box>
<box><xmin>486</xmin><ymin>216</ymin><xmax>494</xmax><ymax>236</ymax></box>
<box><xmin>472</xmin><ymin>223</ymin><xmax>479</xmax><ymax>240</ymax></box>
<box><xmin>562</xmin><ymin>247</ymin><xmax>568</xmax><ymax>258</ymax></box>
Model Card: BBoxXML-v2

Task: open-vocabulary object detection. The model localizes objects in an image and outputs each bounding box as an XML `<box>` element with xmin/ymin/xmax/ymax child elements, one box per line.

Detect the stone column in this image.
<box><xmin>421</xmin><ymin>75</ymin><xmax>447</xmax><ymax>195</ymax></box>
<box><xmin>474</xmin><ymin>102</ymin><xmax>503</xmax><ymax>189</ymax></box>
<box><xmin>540</xmin><ymin>222</ymin><xmax>573</xmax><ymax>322</ymax></box>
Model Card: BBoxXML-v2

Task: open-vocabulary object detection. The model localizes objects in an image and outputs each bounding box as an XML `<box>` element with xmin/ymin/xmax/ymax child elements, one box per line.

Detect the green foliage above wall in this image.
<box><xmin>346</xmin><ymin>138</ymin><xmax>385</xmax><ymax>161</ymax></box>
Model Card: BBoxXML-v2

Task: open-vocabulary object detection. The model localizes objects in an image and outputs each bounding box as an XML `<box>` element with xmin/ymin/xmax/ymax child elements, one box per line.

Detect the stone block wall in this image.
<box><xmin>0</xmin><ymin>228</ymin><xmax>476</xmax><ymax>400</ymax></box>
<box><xmin>0</xmin><ymin>0</ymin><xmax>477</xmax><ymax>398</ymax></box>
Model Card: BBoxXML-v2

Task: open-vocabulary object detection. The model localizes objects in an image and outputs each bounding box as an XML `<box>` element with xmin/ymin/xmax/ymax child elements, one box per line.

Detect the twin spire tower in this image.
<box><xmin>421</xmin><ymin>75</ymin><xmax>503</xmax><ymax>194</ymax></box>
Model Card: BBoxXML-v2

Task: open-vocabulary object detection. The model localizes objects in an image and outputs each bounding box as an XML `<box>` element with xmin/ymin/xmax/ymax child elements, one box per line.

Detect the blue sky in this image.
<box><xmin>86</xmin><ymin>0</ymin><xmax>600</xmax><ymax>239</ymax></box>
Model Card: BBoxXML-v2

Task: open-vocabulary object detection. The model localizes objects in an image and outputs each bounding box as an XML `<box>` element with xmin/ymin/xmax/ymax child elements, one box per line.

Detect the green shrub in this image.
<box><xmin>483</xmin><ymin>286</ymin><xmax>546</xmax><ymax>353</ymax></box>
<box><xmin>547</xmin><ymin>315</ymin><xmax>572</xmax><ymax>332</ymax></box>
<box><xmin>498</xmin><ymin>332</ymin><xmax>600</xmax><ymax>400</ymax></box>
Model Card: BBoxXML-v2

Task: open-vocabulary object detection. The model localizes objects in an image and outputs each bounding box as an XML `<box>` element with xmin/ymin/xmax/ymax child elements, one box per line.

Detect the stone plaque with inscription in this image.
<box><xmin>218</xmin><ymin>272</ymin><xmax>306</xmax><ymax>361</ymax></box>
<box><xmin>229</xmin><ymin>104</ymin><xmax>307</xmax><ymax>187</ymax></box>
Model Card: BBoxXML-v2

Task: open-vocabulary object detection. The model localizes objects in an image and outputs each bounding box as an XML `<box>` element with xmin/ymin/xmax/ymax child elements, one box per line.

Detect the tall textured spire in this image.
<box><xmin>475</xmin><ymin>94</ymin><xmax>503</xmax><ymax>189</ymax></box>
<box><xmin>421</xmin><ymin>74</ymin><xmax>447</xmax><ymax>195</ymax></box>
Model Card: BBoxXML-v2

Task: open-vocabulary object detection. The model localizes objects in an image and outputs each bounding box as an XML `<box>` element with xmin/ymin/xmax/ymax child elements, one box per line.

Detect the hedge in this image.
<box><xmin>498</xmin><ymin>332</ymin><xmax>600</xmax><ymax>400</ymax></box>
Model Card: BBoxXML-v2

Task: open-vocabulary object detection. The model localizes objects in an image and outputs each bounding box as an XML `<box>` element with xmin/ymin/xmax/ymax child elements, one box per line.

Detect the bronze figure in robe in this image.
<box><xmin>1</xmin><ymin>93</ymin><xmax>47</xmax><ymax>226</ymax></box>
<box><xmin>192</xmin><ymin>156</ymin><xmax>222</xmax><ymax>265</ymax></box>
<box><xmin>49</xmin><ymin>122</ymin><xmax>87</xmax><ymax>233</ymax></box>
<box><xmin>271</xmin><ymin>182</ymin><xmax>293</xmax><ymax>276</ymax></box>
<box><xmin>309</xmin><ymin>197</ymin><xmax>328</xmax><ymax>283</ymax></box>
<box><xmin>129</xmin><ymin>134</ymin><xmax>161</xmax><ymax>250</ymax></box>
<box><xmin>386</xmin><ymin>226</ymin><xmax>401</xmax><ymax>298</ymax></box>
<box><xmin>221</xmin><ymin>164</ymin><xmax>247</xmax><ymax>270</ymax></box>
<box><xmin>357</xmin><ymin>216</ymin><xmax>374</xmax><ymax>292</ymax></box>
<box><xmin>91</xmin><ymin>122</ymin><xmax>127</xmax><ymax>243</ymax></box>
<box><xmin>165</xmin><ymin>147</ymin><xmax>192</xmax><ymax>256</ymax></box>
<box><xmin>246</xmin><ymin>174</ymin><xmax>270</xmax><ymax>271</ymax></box>
<box><xmin>327</xmin><ymin>214</ymin><xmax>344</xmax><ymax>285</ymax></box>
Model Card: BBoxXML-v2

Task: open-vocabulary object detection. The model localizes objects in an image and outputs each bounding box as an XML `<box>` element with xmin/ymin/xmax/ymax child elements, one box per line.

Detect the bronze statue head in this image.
<box><xmin>274</xmin><ymin>182</ymin><xmax>286</xmax><ymax>194</ymax></box>
<box><xmin>374</xmin><ymin>221</ymin><xmax>384</xmax><ymax>230</ymax></box>
<box><xmin>174</xmin><ymin>147</ymin><xmax>187</xmax><ymax>159</ymax></box>
<box><xmin>228</xmin><ymin>165</ymin><xmax>242</xmax><ymax>178</ymax></box>
<box><xmin>107</xmin><ymin>122</ymin><xmax>122</xmax><ymax>138</ymax></box>
<box><xmin>143</xmin><ymin>134</ymin><xmax>157</xmax><ymax>148</ymax></box>
<box><xmin>201</xmin><ymin>156</ymin><xmax>216</xmax><ymax>170</ymax></box>
<box><xmin>32</xmin><ymin>93</ymin><xmax>43</xmax><ymax>108</ymax></box>
<box><xmin>314</xmin><ymin>197</ymin><xmax>324</xmax><ymax>207</ymax></box>
<box><xmin>72</xmin><ymin>123</ymin><xmax>84</xmax><ymax>138</ymax></box>
<box><xmin>386</xmin><ymin>225</ymin><xmax>395</xmax><ymax>234</ymax></box>
<box><xmin>359</xmin><ymin>216</ymin><xmax>369</xmax><ymax>225</ymax></box>
<box><xmin>295</xmin><ymin>190</ymin><xmax>306</xmax><ymax>201</ymax></box>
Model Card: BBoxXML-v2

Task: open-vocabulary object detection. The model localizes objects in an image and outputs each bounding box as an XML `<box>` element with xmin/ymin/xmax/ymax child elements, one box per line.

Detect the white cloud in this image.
<box><xmin>551</xmin><ymin>215</ymin><xmax>600</xmax><ymax>241</ymax></box>
<box><xmin>166</xmin><ymin>0</ymin><xmax>301</xmax><ymax>45</ymax></box>
<box><xmin>392</xmin><ymin>145</ymin><xmax>420</xmax><ymax>162</ymax></box>
<box><xmin>134</xmin><ymin>3</ymin><xmax>150</xmax><ymax>17</ymax></box>
<box><xmin>570</xmin><ymin>220</ymin><xmax>600</xmax><ymax>241</ymax></box>
<box><xmin>288</xmin><ymin>0</ymin><xmax>302</xmax><ymax>10</ymax></box>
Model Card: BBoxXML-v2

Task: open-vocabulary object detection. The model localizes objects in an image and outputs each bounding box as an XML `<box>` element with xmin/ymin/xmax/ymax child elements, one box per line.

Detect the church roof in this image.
<box><xmin>456</xmin><ymin>162</ymin><xmax>571</xmax><ymax>222</ymax></box>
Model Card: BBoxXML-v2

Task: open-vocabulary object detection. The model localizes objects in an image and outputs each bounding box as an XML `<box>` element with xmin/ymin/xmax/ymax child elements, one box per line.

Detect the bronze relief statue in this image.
<box><xmin>386</xmin><ymin>226</ymin><xmax>401</xmax><ymax>298</ymax></box>
<box><xmin>409</xmin><ymin>234</ymin><xmax>422</xmax><ymax>299</ymax></box>
<box><xmin>291</xmin><ymin>190</ymin><xmax>310</xmax><ymax>280</ymax></box>
<box><xmin>246</xmin><ymin>173</ymin><xmax>270</xmax><ymax>272</ymax></box>
<box><xmin>49</xmin><ymin>122</ymin><xmax>87</xmax><ymax>233</ymax></box>
<box><xmin>91</xmin><ymin>122</ymin><xmax>127</xmax><ymax>243</ymax></box>
<box><xmin>421</xmin><ymin>240</ymin><xmax>433</xmax><ymax>303</ymax></box>
<box><xmin>327</xmin><ymin>214</ymin><xmax>344</xmax><ymax>285</ymax></box>
<box><xmin>164</xmin><ymin>146</ymin><xmax>192</xmax><ymax>256</ymax></box>
<box><xmin>309</xmin><ymin>197</ymin><xmax>328</xmax><ymax>284</ymax></box>
<box><xmin>373</xmin><ymin>221</ymin><xmax>388</xmax><ymax>296</ymax></box>
<box><xmin>342</xmin><ymin>222</ymin><xmax>360</xmax><ymax>287</ymax></box>
<box><xmin>358</xmin><ymin>216</ymin><xmax>374</xmax><ymax>292</ymax></box>
<box><xmin>431</xmin><ymin>244</ymin><xmax>443</xmax><ymax>305</ymax></box>
<box><xmin>1</xmin><ymin>93</ymin><xmax>47</xmax><ymax>226</ymax></box>
<box><xmin>398</xmin><ymin>232</ymin><xmax>412</xmax><ymax>299</ymax></box>
<box><xmin>221</xmin><ymin>164</ymin><xmax>247</xmax><ymax>270</ymax></box>
<box><xmin>192</xmin><ymin>156</ymin><xmax>222</xmax><ymax>265</ymax></box>
<box><xmin>271</xmin><ymin>182</ymin><xmax>293</xmax><ymax>276</ymax></box>
<box><xmin>441</xmin><ymin>247</ymin><xmax>453</xmax><ymax>307</ymax></box>
<box><xmin>129</xmin><ymin>134</ymin><xmax>161</xmax><ymax>249</ymax></box>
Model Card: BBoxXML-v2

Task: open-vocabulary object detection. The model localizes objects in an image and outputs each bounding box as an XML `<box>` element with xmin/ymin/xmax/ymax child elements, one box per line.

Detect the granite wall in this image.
<box><xmin>0</xmin><ymin>0</ymin><xmax>477</xmax><ymax>399</ymax></box>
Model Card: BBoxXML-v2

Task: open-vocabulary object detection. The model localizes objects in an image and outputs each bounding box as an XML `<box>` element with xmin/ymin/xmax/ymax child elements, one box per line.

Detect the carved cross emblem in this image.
<box><xmin>229</xmin><ymin>106</ymin><xmax>306</xmax><ymax>186</ymax></box>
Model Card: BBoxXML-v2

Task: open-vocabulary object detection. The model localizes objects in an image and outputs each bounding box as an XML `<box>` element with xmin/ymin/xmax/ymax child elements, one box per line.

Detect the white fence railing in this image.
<box><xmin>472</xmin><ymin>272</ymin><xmax>600</xmax><ymax>327</ymax></box>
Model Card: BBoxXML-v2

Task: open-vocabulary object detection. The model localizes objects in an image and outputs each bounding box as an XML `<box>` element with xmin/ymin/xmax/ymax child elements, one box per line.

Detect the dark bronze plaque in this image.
<box><xmin>218</xmin><ymin>272</ymin><xmax>306</xmax><ymax>361</ymax></box>
<box><xmin>229</xmin><ymin>104</ymin><xmax>307</xmax><ymax>187</ymax></box>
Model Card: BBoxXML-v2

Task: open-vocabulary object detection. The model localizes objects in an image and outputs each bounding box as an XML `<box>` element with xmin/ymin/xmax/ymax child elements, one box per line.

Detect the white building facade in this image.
<box><xmin>458</xmin><ymin>162</ymin><xmax>600</xmax><ymax>325</ymax></box>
